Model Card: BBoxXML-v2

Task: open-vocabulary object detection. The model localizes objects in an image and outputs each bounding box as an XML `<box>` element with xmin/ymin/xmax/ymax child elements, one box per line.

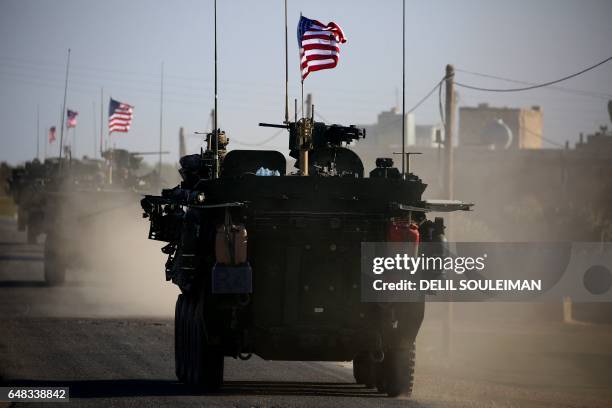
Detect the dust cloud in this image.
<box><xmin>67</xmin><ymin>199</ymin><xmax>179</xmax><ymax>318</ymax></box>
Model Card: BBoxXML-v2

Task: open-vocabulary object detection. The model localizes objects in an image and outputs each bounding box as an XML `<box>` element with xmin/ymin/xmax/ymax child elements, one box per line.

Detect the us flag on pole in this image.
<box><xmin>297</xmin><ymin>15</ymin><xmax>346</xmax><ymax>80</ymax></box>
<box><xmin>48</xmin><ymin>126</ymin><xmax>56</xmax><ymax>143</ymax></box>
<box><xmin>66</xmin><ymin>109</ymin><xmax>78</xmax><ymax>128</ymax></box>
<box><xmin>108</xmin><ymin>98</ymin><xmax>134</xmax><ymax>134</ymax></box>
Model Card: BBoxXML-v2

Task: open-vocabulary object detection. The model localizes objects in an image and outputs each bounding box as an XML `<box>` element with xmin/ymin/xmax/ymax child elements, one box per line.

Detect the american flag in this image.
<box><xmin>297</xmin><ymin>15</ymin><xmax>346</xmax><ymax>80</ymax></box>
<box><xmin>48</xmin><ymin>126</ymin><xmax>56</xmax><ymax>143</ymax></box>
<box><xmin>66</xmin><ymin>109</ymin><xmax>78</xmax><ymax>128</ymax></box>
<box><xmin>108</xmin><ymin>98</ymin><xmax>134</xmax><ymax>134</ymax></box>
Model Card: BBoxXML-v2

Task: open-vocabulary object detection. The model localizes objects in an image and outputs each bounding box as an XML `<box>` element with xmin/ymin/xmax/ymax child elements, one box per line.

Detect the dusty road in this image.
<box><xmin>1</xmin><ymin>216</ymin><xmax>612</xmax><ymax>407</ymax></box>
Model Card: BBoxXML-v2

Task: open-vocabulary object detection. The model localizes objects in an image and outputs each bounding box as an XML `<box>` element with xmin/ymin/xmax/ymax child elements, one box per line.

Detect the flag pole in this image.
<box><xmin>401</xmin><ymin>0</ymin><xmax>406</xmax><ymax>177</ymax></box>
<box><xmin>159</xmin><ymin>61</ymin><xmax>164</xmax><ymax>178</ymax></box>
<box><xmin>59</xmin><ymin>48</ymin><xmax>71</xmax><ymax>168</ymax></box>
<box><xmin>58</xmin><ymin>104</ymin><xmax>62</xmax><ymax>157</ymax></box>
<box><xmin>43</xmin><ymin>126</ymin><xmax>47</xmax><ymax>160</ymax></box>
<box><xmin>284</xmin><ymin>0</ymin><xmax>289</xmax><ymax>123</ymax></box>
<box><xmin>92</xmin><ymin>101</ymin><xmax>97</xmax><ymax>158</ymax></box>
<box><xmin>213</xmin><ymin>0</ymin><xmax>219</xmax><ymax>179</ymax></box>
<box><xmin>36</xmin><ymin>104</ymin><xmax>40</xmax><ymax>160</ymax></box>
<box><xmin>99</xmin><ymin>87</ymin><xmax>103</xmax><ymax>157</ymax></box>
<box><xmin>300</xmin><ymin>12</ymin><xmax>304</xmax><ymax>121</ymax></box>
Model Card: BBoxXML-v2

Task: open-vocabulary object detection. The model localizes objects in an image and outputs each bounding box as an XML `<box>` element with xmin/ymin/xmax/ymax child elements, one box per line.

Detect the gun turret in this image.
<box><xmin>259</xmin><ymin>118</ymin><xmax>366</xmax><ymax>176</ymax></box>
<box><xmin>259</xmin><ymin>120</ymin><xmax>365</xmax><ymax>151</ymax></box>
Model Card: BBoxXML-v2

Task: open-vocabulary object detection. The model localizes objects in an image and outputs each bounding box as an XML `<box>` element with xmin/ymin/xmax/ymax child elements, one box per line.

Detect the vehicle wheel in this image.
<box><xmin>174</xmin><ymin>294</ymin><xmax>186</xmax><ymax>382</ymax></box>
<box><xmin>177</xmin><ymin>292</ymin><xmax>224</xmax><ymax>392</ymax></box>
<box><xmin>377</xmin><ymin>344</ymin><xmax>416</xmax><ymax>397</ymax></box>
<box><xmin>190</xmin><ymin>294</ymin><xmax>224</xmax><ymax>392</ymax></box>
<box><xmin>44</xmin><ymin>243</ymin><xmax>66</xmax><ymax>286</ymax></box>
<box><xmin>353</xmin><ymin>352</ymin><xmax>377</xmax><ymax>387</ymax></box>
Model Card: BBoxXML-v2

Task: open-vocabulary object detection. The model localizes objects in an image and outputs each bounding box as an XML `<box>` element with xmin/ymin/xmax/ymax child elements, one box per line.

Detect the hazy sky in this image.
<box><xmin>1</xmin><ymin>0</ymin><xmax>611</xmax><ymax>165</ymax></box>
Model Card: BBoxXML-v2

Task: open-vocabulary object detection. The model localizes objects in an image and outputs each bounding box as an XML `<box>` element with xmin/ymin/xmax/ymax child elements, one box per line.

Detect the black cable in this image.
<box><xmin>231</xmin><ymin>128</ymin><xmax>286</xmax><ymax>147</ymax></box>
<box><xmin>456</xmin><ymin>68</ymin><xmax>612</xmax><ymax>99</ymax></box>
<box><xmin>455</xmin><ymin>56</ymin><xmax>612</xmax><ymax>93</ymax></box>
<box><xmin>407</xmin><ymin>77</ymin><xmax>446</xmax><ymax>114</ymax></box>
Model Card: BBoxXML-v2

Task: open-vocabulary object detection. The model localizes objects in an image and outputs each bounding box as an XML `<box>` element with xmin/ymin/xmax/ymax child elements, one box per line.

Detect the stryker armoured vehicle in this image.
<box><xmin>42</xmin><ymin>149</ymin><xmax>167</xmax><ymax>285</ymax></box>
<box><xmin>141</xmin><ymin>113</ymin><xmax>473</xmax><ymax>397</ymax></box>
<box><xmin>8</xmin><ymin>150</ymin><xmax>164</xmax><ymax>285</ymax></box>
<box><xmin>7</xmin><ymin>159</ymin><xmax>49</xmax><ymax>243</ymax></box>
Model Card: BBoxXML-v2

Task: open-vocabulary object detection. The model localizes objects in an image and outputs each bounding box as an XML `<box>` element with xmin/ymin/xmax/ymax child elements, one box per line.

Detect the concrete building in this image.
<box><xmin>415</xmin><ymin>124</ymin><xmax>444</xmax><ymax>148</ymax></box>
<box><xmin>357</xmin><ymin>108</ymin><xmax>415</xmax><ymax>149</ymax></box>
<box><xmin>459</xmin><ymin>103</ymin><xmax>543</xmax><ymax>149</ymax></box>
<box><xmin>575</xmin><ymin>126</ymin><xmax>612</xmax><ymax>155</ymax></box>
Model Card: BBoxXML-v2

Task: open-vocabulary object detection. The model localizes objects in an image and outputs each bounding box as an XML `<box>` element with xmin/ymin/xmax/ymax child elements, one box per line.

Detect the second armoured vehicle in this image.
<box><xmin>141</xmin><ymin>114</ymin><xmax>472</xmax><ymax>397</ymax></box>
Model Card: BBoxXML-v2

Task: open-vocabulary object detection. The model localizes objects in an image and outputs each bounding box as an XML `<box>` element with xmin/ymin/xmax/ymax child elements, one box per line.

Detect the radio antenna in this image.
<box><xmin>213</xmin><ymin>0</ymin><xmax>219</xmax><ymax>178</ymax></box>
<box><xmin>401</xmin><ymin>0</ymin><xmax>406</xmax><ymax>177</ymax></box>
<box><xmin>284</xmin><ymin>0</ymin><xmax>289</xmax><ymax>124</ymax></box>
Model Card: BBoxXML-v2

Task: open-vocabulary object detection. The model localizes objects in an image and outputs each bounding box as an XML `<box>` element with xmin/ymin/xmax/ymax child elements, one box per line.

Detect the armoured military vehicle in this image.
<box><xmin>141</xmin><ymin>113</ymin><xmax>472</xmax><ymax>397</ymax></box>
<box><xmin>43</xmin><ymin>149</ymin><xmax>169</xmax><ymax>285</ymax></box>
<box><xmin>7</xmin><ymin>159</ymin><xmax>49</xmax><ymax>244</ymax></box>
<box><xmin>8</xmin><ymin>150</ymin><xmax>165</xmax><ymax>285</ymax></box>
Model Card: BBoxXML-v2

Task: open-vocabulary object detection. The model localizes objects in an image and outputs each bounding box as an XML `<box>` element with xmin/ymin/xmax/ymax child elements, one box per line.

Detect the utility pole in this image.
<box><xmin>444</xmin><ymin>64</ymin><xmax>455</xmax><ymax>200</ymax></box>
<box><xmin>442</xmin><ymin>63</ymin><xmax>455</xmax><ymax>360</ymax></box>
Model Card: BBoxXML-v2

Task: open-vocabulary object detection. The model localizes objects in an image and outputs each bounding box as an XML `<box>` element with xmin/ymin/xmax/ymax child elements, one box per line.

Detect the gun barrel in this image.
<box><xmin>258</xmin><ymin>123</ymin><xmax>289</xmax><ymax>129</ymax></box>
<box><xmin>132</xmin><ymin>151</ymin><xmax>171</xmax><ymax>156</ymax></box>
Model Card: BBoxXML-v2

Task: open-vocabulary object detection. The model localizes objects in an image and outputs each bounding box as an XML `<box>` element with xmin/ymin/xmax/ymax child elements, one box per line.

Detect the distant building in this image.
<box><xmin>575</xmin><ymin>126</ymin><xmax>612</xmax><ymax>155</ymax></box>
<box><xmin>358</xmin><ymin>108</ymin><xmax>415</xmax><ymax>149</ymax></box>
<box><xmin>459</xmin><ymin>103</ymin><xmax>543</xmax><ymax>149</ymax></box>
<box><xmin>415</xmin><ymin>124</ymin><xmax>444</xmax><ymax>148</ymax></box>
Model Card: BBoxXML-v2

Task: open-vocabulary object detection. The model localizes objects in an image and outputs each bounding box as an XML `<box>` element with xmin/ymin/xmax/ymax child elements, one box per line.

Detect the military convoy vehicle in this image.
<box><xmin>6</xmin><ymin>150</ymin><xmax>164</xmax><ymax>285</ymax></box>
<box><xmin>141</xmin><ymin>113</ymin><xmax>472</xmax><ymax>397</ymax></box>
<box><xmin>7</xmin><ymin>159</ymin><xmax>50</xmax><ymax>244</ymax></box>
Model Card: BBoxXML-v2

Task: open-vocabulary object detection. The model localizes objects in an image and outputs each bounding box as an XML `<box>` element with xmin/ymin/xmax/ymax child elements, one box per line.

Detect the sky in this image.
<box><xmin>1</xmin><ymin>0</ymin><xmax>611</xmax><ymax>165</ymax></box>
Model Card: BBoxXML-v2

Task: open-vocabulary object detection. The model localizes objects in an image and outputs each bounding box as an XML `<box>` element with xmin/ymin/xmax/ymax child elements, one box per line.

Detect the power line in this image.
<box><xmin>456</xmin><ymin>68</ymin><xmax>612</xmax><ymax>99</ymax></box>
<box><xmin>231</xmin><ymin>128</ymin><xmax>286</xmax><ymax>147</ymax></box>
<box><xmin>455</xmin><ymin>55</ymin><xmax>612</xmax><ymax>93</ymax></box>
<box><xmin>359</xmin><ymin>77</ymin><xmax>448</xmax><ymax>136</ymax></box>
<box><xmin>407</xmin><ymin>77</ymin><xmax>446</xmax><ymax>114</ymax></box>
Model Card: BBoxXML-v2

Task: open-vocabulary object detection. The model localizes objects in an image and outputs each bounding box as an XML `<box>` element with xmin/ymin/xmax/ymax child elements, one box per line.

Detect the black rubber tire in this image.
<box><xmin>44</xmin><ymin>242</ymin><xmax>66</xmax><ymax>286</ymax></box>
<box><xmin>353</xmin><ymin>352</ymin><xmax>377</xmax><ymax>387</ymax></box>
<box><xmin>189</xmin><ymin>294</ymin><xmax>224</xmax><ymax>392</ymax></box>
<box><xmin>174</xmin><ymin>294</ymin><xmax>186</xmax><ymax>382</ymax></box>
<box><xmin>376</xmin><ymin>344</ymin><xmax>416</xmax><ymax>397</ymax></box>
<box><xmin>175</xmin><ymin>292</ymin><xmax>224</xmax><ymax>392</ymax></box>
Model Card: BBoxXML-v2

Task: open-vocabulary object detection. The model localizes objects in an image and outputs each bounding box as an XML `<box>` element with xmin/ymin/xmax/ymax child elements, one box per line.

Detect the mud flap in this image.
<box><xmin>211</xmin><ymin>263</ymin><xmax>253</xmax><ymax>294</ymax></box>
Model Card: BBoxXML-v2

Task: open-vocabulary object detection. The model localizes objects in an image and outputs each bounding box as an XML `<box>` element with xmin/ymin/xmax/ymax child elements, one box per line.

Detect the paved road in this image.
<box><xmin>1</xmin><ymin>216</ymin><xmax>611</xmax><ymax>407</ymax></box>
